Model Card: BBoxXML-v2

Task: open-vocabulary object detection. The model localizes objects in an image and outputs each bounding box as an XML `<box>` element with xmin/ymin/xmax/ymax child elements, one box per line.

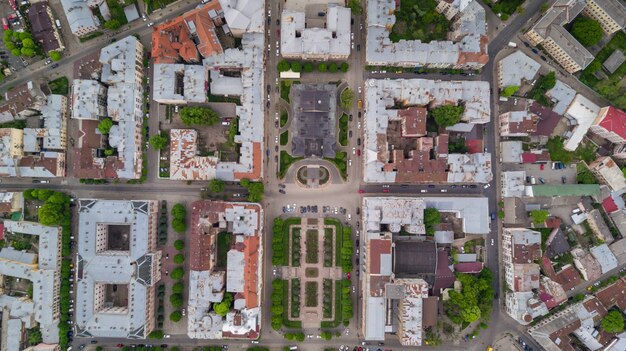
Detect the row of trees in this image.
<box><xmin>340</xmin><ymin>226</ymin><xmax>353</xmax><ymax>272</ymax></box>
<box><xmin>169</xmin><ymin>236</ymin><xmax>186</xmax><ymax>322</ymax></box>
<box><xmin>171</xmin><ymin>203</ymin><xmax>187</xmax><ymax>233</ymax></box>
<box><xmin>272</xmin><ymin>218</ymin><xmax>286</xmax><ymax>265</ymax></box>
<box><xmin>277</xmin><ymin>60</ymin><xmax>349</xmax><ymax>74</ymax></box>
<box><xmin>340</xmin><ymin>278</ymin><xmax>353</xmax><ymax>323</ymax></box>
<box><xmin>3</xmin><ymin>30</ymin><xmax>37</xmax><ymax>57</ymax></box>
<box><xmin>270</xmin><ymin>279</ymin><xmax>285</xmax><ymax>330</ymax></box>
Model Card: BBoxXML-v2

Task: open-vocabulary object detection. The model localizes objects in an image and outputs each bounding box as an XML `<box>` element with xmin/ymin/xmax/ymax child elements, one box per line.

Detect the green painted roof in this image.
<box><xmin>531</xmin><ymin>184</ymin><xmax>600</xmax><ymax>197</ymax></box>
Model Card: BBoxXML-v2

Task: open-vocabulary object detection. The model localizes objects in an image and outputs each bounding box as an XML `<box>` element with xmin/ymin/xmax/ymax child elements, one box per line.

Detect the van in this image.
<box><xmin>55</xmin><ymin>19</ymin><xmax>61</xmax><ymax>28</ymax></box>
<box><xmin>507</xmin><ymin>42</ymin><xmax>517</xmax><ymax>48</ymax></box>
<box><xmin>530</xmin><ymin>177</ymin><xmax>536</xmax><ymax>185</ymax></box>
<box><xmin>289</xmin><ymin>347</ymin><xmax>298</xmax><ymax>350</ymax></box>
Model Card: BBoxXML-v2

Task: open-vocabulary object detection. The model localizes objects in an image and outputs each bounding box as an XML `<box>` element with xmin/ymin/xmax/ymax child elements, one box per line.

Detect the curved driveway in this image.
<box><xmin>284</xmin><ymin>158</ymin><xmax>344</xmax><ymax>185</ymax></box>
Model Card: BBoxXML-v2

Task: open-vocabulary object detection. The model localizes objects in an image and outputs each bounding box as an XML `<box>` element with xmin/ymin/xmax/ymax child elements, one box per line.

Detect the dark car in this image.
<box><xmin>531</xmin><ymin>48</ymin><xmax>538</xmax><ymax>54</ymax></box>
<box><xmin>562</xmin><ymin>176</ymin><xmax>567</xmax><ymax>184</ymax></box>
<box><xmin>523</xmin><ymin>41</ymin><xmax>530</xmax><ymax>47</ymax></box>
<box><xmin>357</xmin><ymin>44</ymin><xmax>360</xmax><ymax>51</ymax></box>
<box><xmin>276</xmin><ymin>19</ymin><xmax>280</xmax><ymax>25</ymax></box>
<box><xmin>266</xmin><ymin>101</ymin><xmax>270</xmax><ymax>108</ymax></box>
<box><xmin>274</xmin><ymin>155</ymin><xmax>278</xmax><ymax>162</ymax></box>
<box><xmin>427</xmin><ymin>185</ymin><xmax>435</xmax><ymax>188</ymax></box>
<box><xmin>274</xmin><ymin>121</ymin><xmax>279</xmax><ymax>128</ymax></box>
<box><xmin>51</xmin><ymin>63</ymin><xmax>59</xmax><ymax>69</ymax></box>
<box><xmin>90</xmin><ymin>340</ymin><xmax>98</xmax><ymax>344</ymax></box>
<box><xmin>357</xmin><ymin>138</ymin><xmax>361</xmax><ymax>146</ymax></box>
<box><xmin>349</xmin><ymin>130</ymin><xmax>352</xmax><ymax>138</ymax></box>
<box><xmin>266</xmin><ymin>84</ymin><xmax>270</xmax><ymax>93</ymax></box>
<box><xmin>358</xmin><ymin>111</ymin><xmax>361</xmax><ymax>118</ymax></box>
<box><xmin>469</xmin><ymin>184</ymin><xmax>477</xmax><ymax>188</ymax></box>
<box><xmin>540</xmin><ymin>56</ymin><xmax>547</xmax><ymax>61</ymax></box>
<box><xmin>349</xmin><ymin>114</ymin><xmax>353</xmax><ymax>121</ymax></box>
<box><xmin>266</xmin><ymin>17</ymin><xmax>270</xmax><ymax>25</ymax></box>
<box><xmin>356</xmin><ymin>207</ymin><xmax>360</xmax><ymax>215</ymax></box>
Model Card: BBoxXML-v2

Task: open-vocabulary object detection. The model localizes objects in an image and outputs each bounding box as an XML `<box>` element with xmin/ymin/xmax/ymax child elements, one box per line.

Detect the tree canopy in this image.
<box><xmin>277</xmin><ymin>60</ymin><xmax>290</xmax><ymax>72</ymax></box>
<box><xmin>530</xmin><ymin>209</ymin><xmax>550</xmax><ymax>225</ymax></box>
<box><xmin>430</xmin><ymin>105</ymin><xmax>464</xmax><ymax>128</ymax></box>
<box><xmin>424</xmin><ymin>208</ymin><xmax>441</xmax><ymax>236</ymax></box>
<box><xmin>179</xmin><ymin>106</ymin><xmax>220</xmax><ymax>126</ymax></box>
<box><xmin>241</xmin><ymin>178</ymin><xmax>264</xmax><ymax>202</ymax></box>
<box><xmin>104</xmin><ymin>19</ymin><xmax>122</xmax><ymax>30</ymax></box>
<box><xmin>501</xmin><ymin>85</ymin><xmax>519</xmax><ymax>97</ymax></box>
<box><xmin>318</xmin><ymin>63</ymin><xmax>327</xmax><ymax>72</ymax></box>
<box><xmin>546</xmin><ymin>136</ymin><xmax>573</xmax><ymax>163</ymax></box>
<box><xmin>347</xmin><ymin>0</ymin><xmax>362</xmax><ymax>15</ymax></box>
<box><xmin>49</xmin><ymin>51</ymin><xmax>62</xmax><ymax>61</ymax></box>
<box><xmin>571</xmin><ymin>17</ymin><xmax>603</xmax><ymax>47</ymax></box>
<box><xmin>170</xmin><ymin>267</ymin><xmax>184</xmax><ymax>280</ymax></box>
<box><xmin>340</xmin><ymin>88</ymin><xmax>354</xmax><ymax>110</ymax></box>
<box><xmin>170</xmin><ymin>310</ymin><xmax>182</xmax><ymax>322</ymax></box>
<box><xmin>173</xmin><ymin>254</ymin><xmax>185</xmax><ymax>264</ymax></box>
<box><xmin>445</xmin><ymin>269</ymin><xmax>494</xmax><ymax>324</ymax></box>
<box><xmin>213</xmin><ymin>292</ymin><xmax>234</xmax><ymax>316</ymax></box>
<box><xmin>174</xmin><ymin>239</ymin><xmax>185</xmax><ymax>250</ymax></box>
<box><xmin>208</xmin><ymin>179</ymin><xmax>226</xmax><ymax>192</ymax></box>
<box><xmin>169</xmin><ymin>293</ymin><xmax>183</xmax><ymax>308</ymax></box>
<box><xmin>98</xmin><ymin>118</ymin><xmax>113</xmax><ymax>134</ymax></box>
<box><xmin>149</xmin><ymin>133</ymin><xmax>169</xmax><ymax>150</ymax></box>
<box><xmin>602</xmin><ymin>310</ymin><xmax>625</xmax><ymax>333</ymax></box>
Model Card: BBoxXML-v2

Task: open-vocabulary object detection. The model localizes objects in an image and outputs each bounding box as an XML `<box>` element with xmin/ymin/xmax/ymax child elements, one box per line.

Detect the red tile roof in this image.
<box><xmin>398</xmin><ymin>107</ymin><xmax>427</xmax><ymax>137</ymax></box>
<box><xmin>454</xmin><ymin>262</ymin><xmax>483</xmax><ymax>273</ymax></box>
<box><xmin>602</xmin><ymin>197</ymin><xmax>619</xmax><ymax>214</ymax></box>
<box><xmin>597</xmin><ymin>107</ymin><xmax>626</xmax><ymax>140</ymax></box>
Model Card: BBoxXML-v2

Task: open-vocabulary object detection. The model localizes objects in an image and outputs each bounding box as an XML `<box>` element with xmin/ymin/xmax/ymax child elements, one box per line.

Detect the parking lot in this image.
<box><xmin>0</xmin><ymin>0</ymin><xmax>32</xmax><ymax>73</ymax></box>
<box><xmin>502</xmin><ymin>161</ymin><xmax>578</xmax><ymax>185</ymax></box>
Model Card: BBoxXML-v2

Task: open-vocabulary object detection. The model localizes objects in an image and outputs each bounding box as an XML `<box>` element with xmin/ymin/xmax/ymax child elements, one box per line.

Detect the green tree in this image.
<box><xmin>10</xmin><ymin>48</ymin><xmax>20</xmax><ymax>57</ymax></box>
<box><xmin>169</xmin><ymin>310</ymin><xmax>182</xmax><ymax>322</ymax></box>
<box><xmin>37</xmin><ymin>202</ymin><xmax>65</xmax><ymax>225</ymax></box>
<box><xmin>169</xmin><ymin>293</ymin><xmax>183</xmax><ymax>308</ymax></box>
<box><xmin>340</xmin><ymin>62</ymin><xmax>349</xmax><ymax>72</ymax></box>
<box><xmin>21</xmin><ymin>38</ymin><xmax>35</xmax><ymax>48</ymax></box>
<box><xmin>98</xmin><ymin>118</ymin><xmax>114</xmax><ymax>134</ymax></box>
<box><xmin>149</xmin><ymin>133</ymin><xmax>169</xmax><ymax>150</ymax></box>
<box><xmin>174</xmin><ymin>239</ymin><xmax>185</xmax><ymax>250</ymax></box>
<box><xmin>571</xmin><ymin>17</ymin><xmax>603</xmax><ymax>47</ymax></box>
<box><xmin>424</xmin><ymin>208</ymin><xmax>441</xmax><ymax>236</ymax></box>
<box><xmin>530</xmin><ymin>209</ymin><xmax>550</xmax><ymax>225</ymax></box>
<box><xmin>329</xmin><ymin>62</ymin><xmax>338</xmax><ymax>73</ymax></box>
<box><xmin>303</xmin><ymin>62</ymin><xmax>314</xmax><ymax>72</ymax></box>
<box><xmin>277</xmin><ymin>60</ymin><xmax>290</xmax><ymax>72</ymax></box>
<box><xmin>172</xmin><ymin>281</ymin><xmax>185</xmax><ymax>293</ymax></box>
<box><xmin>170</xmin><ymin>267</ymin><xmax>185</xmax><ymax>280</ymax></box>
<box><xmin>172</xmin><ymin>218</ymin><xmax>186</xmax><ymax>233</ymax></box>
<box><xmin>20</xmin><ymin>47</ymin><xmax>35</xmax><ymax>57</ymax></box>
<box><xmin>295</xmin><ymin>332</ymin><xmax>305</xmax><ymax>342</ymax></box>
<box><xmin>173</xmin><ymin>253</ymin><xmax>185</xmax><ymax>264</ymax></box>
<box><xmin>601</xmin><ymin>310</ymin><xmax>625</xmax><ymax>333</ymax></box>
<box><xmin>501</xmin><ymin>85</ymin><xmax>519</xmax><ymax>97</ymax></box>
<box><xmin>49</xmin><ymin>50</ymin><xmax>62</xmax><ymax>61</ymax></box>
<box><xmin>104</xmin><ymin>149</ymin><xmax>114</xmax><ymax>156</ymax></box>
<box><xmin>27</xmin><ymin>328</ymin><xmax>42</xmax><ymax>345</ymax></box>
<box><xmin>179</xmin><ymin>106</ymin><xmax>220</xmax><ymax>126</ymax></box>
<box><xmin>291</xmin><ymin>61</ymin><xmax>301</xmax><ymax>72</ymax></box>
<box><xmin>347</xmin><ymin>0</ymin><xmax>362</xmax><ymax>15</ymax></box>
<box><xmin>171</xmin><ymin>203</ymin><xmax>187</xmax><ymax>219</ymax></box>
<box><xmin>321</xmin><ymin>331</ymin><xmax>332</xmax><ymax>340</ymax></box>
<box><xmin>430</xmin><ymin>105</ymin><xmax>464</xmax><ymax>128</ymax></box>
<box><xmin>104</xmin><ymin>19</ymin><xmax>122</xmax><ymax>30</ymax></box>
<box><xmin>340</xmin><ymin>88</ymin><xmax>354</xmax><ymax>110</ymax></box>
<box><xmin>208</xmin><ymin>179</ymin><xmax>226</xmax><ymax>192</ymax></box>
<box><xmin>213</xmin><ymin>293</ymin><xmax>234</xmax><ymax>316</ymax></box>
<box><xmin>546</xmin><ymin>136</ymin><xmax>573</xmax><ymax>163</ymax></box>
<box><xmin>318</xmin><ymin>63</ymin><xmax>327</xmax><ymax>72</ymax></box>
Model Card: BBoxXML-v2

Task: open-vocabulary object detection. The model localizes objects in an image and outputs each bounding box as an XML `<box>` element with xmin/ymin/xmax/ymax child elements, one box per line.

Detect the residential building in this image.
<box><xmin>501</xmin><ymin>171</ymin><xmax>526</xmax><ymax>198</ymax></box>
<box><xmin>363</xmin><ymin>79</ymin><xmax>491</xmax><ymax>183</ymax></box>
<box><xmin>502</xmin><ymin>228</ymin><xmax>545</xmax><ymax>324</ymax></box>
<box><xmin>499</xmin><ymin>111</ymin><xmax>539</xmax><ymax>137</ymax></box>
<box><xmin>366</xmin><ymin>0</ymin><xmax>488</xmax><ymax>69</ymax></box>
<box><xmin>200</xmin><ymin>33</ymin><xmax>265</xmax><ymax>181</ymax></box>
<box><xmin>169</xmin><ymin>129</ymin><xmax>218</xmax><ymax>180</ymax></box>
<box><xmin>280</xmin><ymin>4</ymin><xmax>351</xmax><ymax>60</ymax></box>
<box><xmin>72</xmin><ymin>36</ymin><xmax>144</xmax><ymax>179</ymax></box>
<box><xmin>497</xmin><ymin>50</ymin><xmax>540</xmax><ymax>88</ymax></box>
<box><xmin>75</xmin><ymin>199</ymin><xmax>162</xmax><ymax>338</ymax></box>
<box><xmin>546</xmin><ymin>80</ymin><xmax>576</xmax><ymax>115</ymax></box>
<box><xmin>394</xmin><ymin>278</ymin><xmax>436</xmax><ymax>346</ymax></box>
<box><xmin>563</xmin><ymin>94</ymin><xmax>601</xmax><ymax>151</ymax></box>
<box><xmin>151</xmin><ymin>1</ymin><xmax>225</xmax><ymax>64</ymax></box>
<box><xmin>28</xmin><ymin>1</ymin><xmax>64</xmax><ymax>52</ymax></box>
<box><xmin>529</xmin><ymin>296</ymin><xmax>608</xmax><ymax>351</ymax></box>
<box><xmin>361</xmin><ymin>232</ymin><xmax>393</xmax><ymax>342</ymax></box>
<box><xmin>0</xmin><ymin>81</ymin><xmax>47</xmax><ymax>122</ymax></box>
<box><xmin>59</xmin><ymin>0</ymin><xmax>100</xmax><ymax>37</ymax></box>
<box><xmin>188</xmin><ymin>201</ymin><xmax>262</xmax><ymax>339</ymax></box>
<box><xmin>582</xmin><ymin>0</ymin><xmax>626</xmax><ymax>35</ymax></box>
<box><xmin>602</xmin><ymin>50</ymin><xmax>626</xmax><ymax>74</ymax></box>
<box><xmin>0</xmin><ymin>94</ymin><xmax>68</xmax><ymax>178</ymax></box>
<box><xmin>501</xmin><ymin>141</ymin><xmax>523</xmax><ymax>163</ymax></box>
<box><xmin>589</xmin><ymin>244</ymin><xmax>618</xmax><ymax>273</ymax></box>
<box><xmin>218</xmin><ymin>0</ymin><xmax>265</xmax><ymax>36</ymax></box>
<box><xmin>572</xmin><ymin>247</ymin><xmax>603</xmax><ymax>281</ymax></box>
<box><xmin>590</xmin><ymin>106</ymin><xmax>626</xmax><ymax>145</ymax></box>
<box><xmin>524</xmin><ymin>0</ymin><xmax>594</xmax><ymax>73</ymax></box>
<box><xmin>0</xmin><ymin>191</ymin><xmax>22</xmax><ymax>213</ymax></box>
<box><xmin>587</xmin><ymin>156</ymin><xmax>626</xmax><ymax>192</ymax></box>
<box><xmin>587</xmin><ymin>209</ymin><xmax>614</xmax><ymax>244</ymax></box>
<box><xmin>0</xmin><ymin>221</ymin><xmax>62</xmax><ymax>348</ymax></box>
<box><xmin>153</xmin><ymin>64</ymin><xmax>207</xmax><ymax>104</ymax></box>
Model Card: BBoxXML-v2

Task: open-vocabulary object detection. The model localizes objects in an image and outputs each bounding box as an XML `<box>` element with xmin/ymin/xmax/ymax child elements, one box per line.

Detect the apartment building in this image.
<box><xmin>582</xmin><ymin>0</ymin><xmax>626</xmax><ymax>35</ymax></box>
<box><xmin>0</xmin><ymin>221</ymin><xmax>62</xmax><ymax>349</ymax></box>
<box><xmin>75</xmin><ymin>199</ymin><xmax>162</xmax><ymax>339</ymax></box>
<box><xmin>587</xmin><ymin>156</ymin><xmax>626</xmax><ymax>192</ymax></box>
<box><xmin>59</xmin><ymin>0</ymin><xmax>100</xmax><ymax>37</ymax></box>
<box><xmin>590</xmin><ymin>106</ymin><xmax>626</xmax><ymax>146</ymax></box>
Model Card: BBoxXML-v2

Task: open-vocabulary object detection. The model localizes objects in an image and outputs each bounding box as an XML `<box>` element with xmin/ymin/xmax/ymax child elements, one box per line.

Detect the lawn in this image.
<box><xmin>280</xmin><ymin>80</ymin><xmax>299</xmax><ymax>102</ymax></box>
<box><xmin>389</xmin><ymin>0</ymin><xmax>450</xmax><ymax>43</ymax></box>
<box><xmin>324</xmin><ymin>151</ymin><xmax>348</xmax><ymax>180</ymax></box>
<box><xmin>321</xmin><ymin>280</ymin><xmax>343</xmax><ymax>328</ymax></box>
<box><xmin>305</xmin><ymin>281</ymin><xmax>318</xmax><ymax>307</ymax></box>
<box><xmin>305</xmin><ymin>230</ymin><xmax>319</xmax><ymax>264</ymax></box>
<box><xmin>291</xmin><ymin>228</ymin><xmax>301</xmax><ymax>267</ymax></box>
<box><xmin>323</xmin><ymin>279</ymin><xmax>333</xmax><ymax>318</ymax></box>
<box><xmin>216</xmin><ymin>232</ymin><xmax>233</xmax><ymax>268</ymax></box>
<box><xmin>282</xmin><ymin>279</ymin><xmax>302</xmax><ymax>328</ymax></box>
<box><xmin>280</xmin><ymin>131</ymin><xmax>289</xmax><ymax>146</ymax></box>
<box><xmin>0</xmin><ymin>120</ymin><xmax>26</xmax><ymax>129</ymax></box>
<box><xmin>280</xmin><ymin>112</ymin><xmax>289</xmax><ymax>128</ymax></box>
<box><xmin>279</xmin><ymin>151</ymin><xmax>303</xmax><ymax>178</ymax></box>
<box><xmin>49</xmin><ymin>77</ymin><xmax>69</xmax><ymax>95</ymax></box>
<box><xmin>579</xmin><ymin>31</ymin><xmax>626</xmax><ymax>109</ymax></box>
<box><xmin>338</xmin><ymin>113</ymin><xmax>348</xmax><ymax>146</ymax></box>
<box><xmin>324</xmin><ymin>218</ymin><xmax>344</xmax><ymax>267</ymax></box>
<box><xmin>144</xmin><ymin>0</ymin><xmax>177</xmax><ymax>13</ymax></box>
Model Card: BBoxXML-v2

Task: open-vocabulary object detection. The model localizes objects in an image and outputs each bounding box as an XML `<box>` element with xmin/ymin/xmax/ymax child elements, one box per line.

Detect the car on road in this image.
<box><xmin>491</xmin><ymin>212</ymin><xmax>496</xmax><ymax>221</ymax></box>
<box><xmin>540</xmin><ymin>164</ymin><xmax>544</xmax><ymax>170</ymax></box>
<box><xmin>357</xmin><ymin>149</ymin><xmax>361</xmax><ymax>156</ymax></box>
<box><xmin>51</xmin><ymin>63</ymin><xmax>59</xmax><ymax>69</ymax></box>
<box><xmin>531</xmin><ymin>48</ymin><xmax>538</xmax><ymax>54</ymax></box>
<box><xmin>349</xmin><ymin>114</ymin><xmax>353</xmax><ymax>121</ymax></box>
<box><xmin>352</xmin><ymin>147</ymin><xmax>356</xmax><ymax>155</ymax></box>
<box><xmin>484</xmin><ymin>183</ymin><xmax>491</xmax><ymax>189</ymax></box>
<box><xmin>147</xmin><ymin>22</ymin><xmax>154</xmax><ymax>27</ymax></box>
<box><xmin>357</xmin><ymin>138</ymin><xmax>361</xmax><ymax>146</ymax></box>
<box><xmin>349</xmin><ymin>130</ymin><xmax>352</xmax><ymax>138</ymax></box>
<box><xmin>358</xmin><ymin>189</ymin><xmax>364</xmax><ymax>193</ymax></box>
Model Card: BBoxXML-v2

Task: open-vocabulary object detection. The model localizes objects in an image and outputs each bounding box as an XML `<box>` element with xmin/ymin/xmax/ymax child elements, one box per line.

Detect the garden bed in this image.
<box><xmin>305</xmin><ymin>230</ymin><xmax>319</xmax><ymax>264</ymax></box>
<box><xmin>305</xmin><ymin>281</ymin><xmax>318</xmax><ymax>307</ymax></box>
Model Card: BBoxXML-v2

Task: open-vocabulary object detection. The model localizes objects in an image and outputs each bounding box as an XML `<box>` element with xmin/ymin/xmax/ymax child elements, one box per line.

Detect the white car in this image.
<box><xmin>276</xmin><ymin>49</ymin><xmax>279</xmax><ymax>57</ymax></box>
<box><xmin>147</xmin><ymin>22</ymin><xmax>154</xmax><ymax>27</ymax></box>
<box><xmin>491</xmin><ymin>239</ymin><xmax>495</xmax><ymax>246</ymax></box>
<box><xmin>142</xmin><ymin>14</ymin><xmax>147</xmax><ymax>21</ymax></box>
<box><xmin>484</xmin><ymin>183</ymin><xmax>491</xmax><ymax>189</ymax></box>
<box><xmin>357</xmin><ymin>122</ymin><xmax>361</xmax><ymax>129</ymax></box>
<box><xmin>358</xmin><ymin>86</ymin><xmax>362</xmax><ymax>94</ymax></box>
<box><xmin>275</xmin><ymin>136</ymin><xmax>279</xmax><ymax>143</ymax></box>
<box><xmin>349</xmin><ymin>159</ymin><xmax>352</xmax><ymax>167</ymax></box>
<box><xmin>352</xmin><ymin>147</ymin><xmax>356</xmax><ymax>155</ymax></box>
